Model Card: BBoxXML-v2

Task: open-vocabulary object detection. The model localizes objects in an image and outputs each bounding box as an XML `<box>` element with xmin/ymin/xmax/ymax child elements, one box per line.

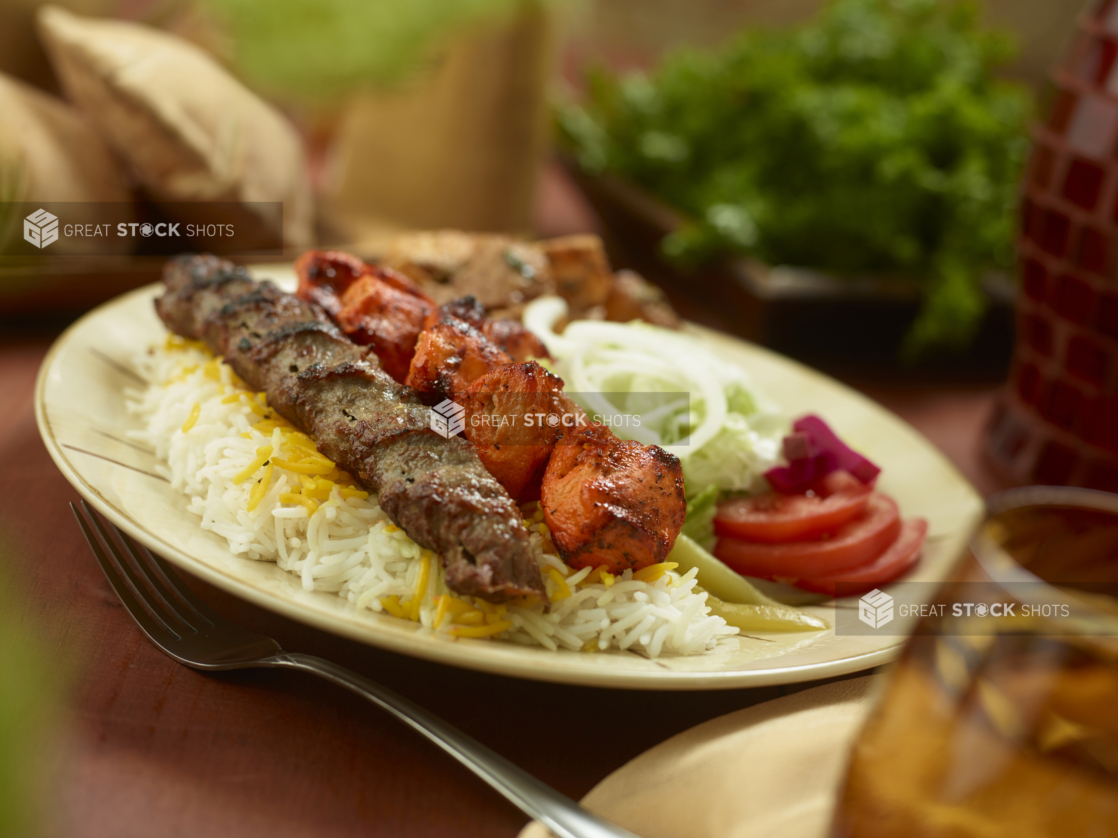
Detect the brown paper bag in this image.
<box><xmin>322</xmin><ymin>2</ymin><xmax>553</xmax><ymax>239</ymax></box>
<box><xmin>0</xmin><ymin>71</ymin><xmax>133</xmax><ymax>255</ymax></box>
<box><xmin>37</xmin><ymin>5</ymin><xmax>313</xmax><ymax>251</ymax></box>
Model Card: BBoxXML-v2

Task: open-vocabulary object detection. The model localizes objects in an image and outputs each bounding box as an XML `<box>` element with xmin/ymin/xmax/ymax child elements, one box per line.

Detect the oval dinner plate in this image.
<box><xmin>35</xmin><ymin>264</ymin><xmax>983</xmax><ymax>690</ymax></box>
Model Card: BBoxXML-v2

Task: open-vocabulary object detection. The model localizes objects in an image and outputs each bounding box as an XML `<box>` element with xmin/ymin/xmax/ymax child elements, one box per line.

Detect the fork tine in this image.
<box><xmin>71</xmin><ymin>502</ymin><xmax>183</xmax><ymax>641</ymax></box>
<box><xmin>113</xmin><ymin>527</ymin><xmax>214</xmax><ymax>631</ymax></box>
<box><xmin>117</xmin><ymin>530</ymin><xmax>216</xmax><ymax>629</ymax></box>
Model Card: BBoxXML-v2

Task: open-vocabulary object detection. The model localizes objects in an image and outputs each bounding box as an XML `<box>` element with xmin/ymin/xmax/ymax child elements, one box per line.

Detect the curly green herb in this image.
<box><xmin>558</xmin><ymin>0</ymin><xmax>1031</xmax><ymax>356</ymax></box>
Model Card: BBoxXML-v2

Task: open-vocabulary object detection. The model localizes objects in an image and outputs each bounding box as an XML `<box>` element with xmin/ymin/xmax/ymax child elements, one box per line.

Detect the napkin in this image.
<box><xmin>519</xmin><ymin>674</ymin><xmax>879</xmax><ymax>838</ymax></box>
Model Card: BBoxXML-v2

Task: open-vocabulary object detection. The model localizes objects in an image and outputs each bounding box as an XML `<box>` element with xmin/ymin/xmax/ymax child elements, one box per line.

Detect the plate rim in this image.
<box><xmin>36</xmin><ymin>281</ymin><xmax>980</xmax><ymax>690</ymax></box>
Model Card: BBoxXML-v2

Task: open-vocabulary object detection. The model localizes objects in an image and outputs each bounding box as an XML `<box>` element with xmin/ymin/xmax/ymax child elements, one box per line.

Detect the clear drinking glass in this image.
<box><xmin>832</xmin><ymin>486</ymin><xmax>1118</xmax><ymax>837</ymax></box>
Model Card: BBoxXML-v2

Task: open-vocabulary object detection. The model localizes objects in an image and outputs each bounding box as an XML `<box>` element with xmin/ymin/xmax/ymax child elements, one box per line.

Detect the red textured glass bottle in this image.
<box><xmin>988</xmin><ymin>0</ymin><xmax>1118</xmax><ymax>491</ymax></box>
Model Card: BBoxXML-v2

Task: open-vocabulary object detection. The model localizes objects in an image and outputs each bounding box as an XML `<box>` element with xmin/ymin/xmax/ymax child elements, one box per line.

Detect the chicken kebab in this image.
<box><xmin>157</xmin><ymin>251</ymin><xmax>687</xmax><ymax>607</ymax></box>
<box><xmin>297</xmin><ymin>249</ymin><xmax>687</xmax><ymax>576</ymax></box>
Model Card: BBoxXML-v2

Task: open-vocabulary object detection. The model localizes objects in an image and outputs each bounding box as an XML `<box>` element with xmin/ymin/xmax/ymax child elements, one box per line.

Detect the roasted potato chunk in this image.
<box><xmin>334</xmin><ymin>268</ymin><xmax>435</xmax><ymax>382</ymax></box>
<box><xmin>541</xmin><ymin>423</ymin><xmax>686</xmax><ymax>574</ymax></box>
<box><xmin>294</xmin><ymin>249</ymin><xmax>367</xmax><ymax>317</ymax></box>
<box><xmin>405</xmin><ymin>318</ymin><xmax>512</xmax><ymax>401</ymax></box>
<box><xmin>460</xmin><ymin>362</ymin><xmax>583</xmax><ymax>503</ymax></box>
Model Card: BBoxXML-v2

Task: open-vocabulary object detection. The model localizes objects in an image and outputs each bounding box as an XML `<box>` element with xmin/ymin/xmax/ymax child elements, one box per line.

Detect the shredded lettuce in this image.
<box><xmin>682</xmin><ymin>412</ymin><xmax>784</xmax><ymax>495</ymax></box>
<box><xmin>680</xmin><ymin>484</ymin><xmax>719</xmax><ymax>550</ymax></box>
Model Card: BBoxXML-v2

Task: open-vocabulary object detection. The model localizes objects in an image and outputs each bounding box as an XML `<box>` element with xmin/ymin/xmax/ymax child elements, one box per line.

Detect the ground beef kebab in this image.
<box><xmin>155</xmin><ymin>253</ymin><xmax>545</xmax><ymax>603</ymax></box>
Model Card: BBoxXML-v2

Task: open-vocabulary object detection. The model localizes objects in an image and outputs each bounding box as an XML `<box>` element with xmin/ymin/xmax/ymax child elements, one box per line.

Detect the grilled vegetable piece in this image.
<box><xmin>460</xmin><ymin>361</ymin><xmax>584</xmax><ymax>503</ymax></box>
<box><xmin>541</xmin><ymin>422</ymin><xmax>687</xmax><ymax>574</ymax></box>
<box><xmin>538</xmin><ymin>234</ymin><xmax>614</xmax><ymax>311</ymax></box>
<box><xmin>424</xmin><ymin>296</ymin><xmax>550</xmax><ymax>363</ymax></box>
<box><xmin>335</xmin><ymin>269</ymin><xmax>435</xmax><ymax>383</ymax></box>
<box><xmin>156</xmin><ymin>253</ymin><xmax>544</xmax><ymax>603</ymax></box>
<box><xmin>294</xmin><ymin>249</ymin><xmax>367</xmax><ymax>317</ymax></box>
<box><xmin>405</xmin><ymin>317</ymin><xmax>512</xmax><ymax>402</ymax></box>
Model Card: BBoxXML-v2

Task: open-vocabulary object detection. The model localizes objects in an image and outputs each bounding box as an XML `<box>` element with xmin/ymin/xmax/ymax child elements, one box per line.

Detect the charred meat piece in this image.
<box><xmin>334</xmin><ymin>269</ymin><xmax>435</xmax><ymax>383</ymax></box>
<box><xmin>154</xmin><ymin>253</ymin><xmax>259</xmax><ymax>337</ymax></box>
<box><xmin>423</xmin><ymin>295</ymin><xmax>489</xmax><ymax>331</ymax></box>
<box><xmin>538</xmin><ymin>234</ymin><xmax>614</xmax><ymax>312</ymax></box>
<box><xmin>604</xmin><ymin>270</ymin><xmax>681</xmax><ymax>328</ymax></box>
<box><xmin>296</xmin><ymin>249</ymin><xmax>437</xmax><ymax>384</ymax></box>
<box><xmin>369</xmin><ymin>230</ymin><xmax>682</xmax><ymax>327</ymax></box>
<box><xmin>406</xmin><ymin>317</ymin><xmax>512</xmax><ymax>402</ymax></box>
<box><xmin>541</xmin><ymin>423</ymin><xmax>686</xmax><ymax>574</ymax></box>
<box><xmin>460</xmin><ymin>362</ymin><xmax>584</xmax><ymax>504</ymax></box>
<box><xmin>481</xmin><ymin>319</ymin><xmax>550</xmax><ymax>363</ymax></box>
<box><xmin>451</xmin><ymin>239</ymin><xmax>552</xmax><ymax>309</ymax></box>
<box><xmin>294</xmin><ymin>249</ymin><xmax>367</xmax><ymax>317</ymax></box>
<box><xmin>383</xmin><ymin>231</ymin><xmax>554</xmax><ymax>308</ymax></box>
<box><xmin>424</xmin><ymin>296</ymin><xmax>550</xmax><ymax>363</ymax></box>
<box><xmin>381</xmin><ymin>229</ymin><xmax>479</xmax><ymax>285</ymax></box>
<box><xmin>157</xmin><ymin>254</ymin><xmax>544</xmax><ymax>603</ymax></box>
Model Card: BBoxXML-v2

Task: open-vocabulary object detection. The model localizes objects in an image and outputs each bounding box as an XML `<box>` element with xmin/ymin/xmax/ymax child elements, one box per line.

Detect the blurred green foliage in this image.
<box><xmin>0</xmin><ymin>541</ymin><xmax>60</xmax><ymax>838</ymax></box>
<box><xmin>203</xmin><ymin>0</ymin><xmax>540</xmax><ymax>99</ymax></box>
<box><xmin>558</xmin><ymin>0</ymin><xmax>1032</xmax><ymax>357</ymax></box>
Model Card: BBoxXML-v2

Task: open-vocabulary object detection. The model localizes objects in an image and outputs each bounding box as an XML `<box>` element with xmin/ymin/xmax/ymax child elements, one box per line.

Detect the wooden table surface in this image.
<box><xmin>0</xmin><ymin>318</ymin><xmax>1009</xmax><ymax>837</ymax></box>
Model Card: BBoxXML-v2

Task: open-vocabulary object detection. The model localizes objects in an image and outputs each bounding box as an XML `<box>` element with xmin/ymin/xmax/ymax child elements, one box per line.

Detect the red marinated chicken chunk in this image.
<box><xmin>459</xmin><ymin>361</ymin><xmax>584</xmax><ymax>504</ymax></box>
<box><xmin>295</xmin><ymin>247</ymin><xmax>688</xmax><ymax>576</ymax></box>
<box><xmin>541</xmin><ymin>423</ymin><xmax>686</xmax><ymax>574</ymax></box>
<box><xmin>335</xmin><ymin>271</ymin><xmax>434</xmax><ymax>383</ymax></box>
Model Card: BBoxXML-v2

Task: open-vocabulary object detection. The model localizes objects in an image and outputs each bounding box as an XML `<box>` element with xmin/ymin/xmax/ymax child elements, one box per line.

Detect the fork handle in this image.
<box><xmin>263</xmin><ymin>652</ymin><xmax>639</xmax><ymax>838</ymax></box>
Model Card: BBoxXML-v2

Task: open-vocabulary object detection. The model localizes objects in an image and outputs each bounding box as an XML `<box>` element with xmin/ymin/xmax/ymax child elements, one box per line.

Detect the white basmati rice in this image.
<box><xmin>126</xmin><ymin>339</ymin><xmax>738</xmax><ymax>657</ymax></box>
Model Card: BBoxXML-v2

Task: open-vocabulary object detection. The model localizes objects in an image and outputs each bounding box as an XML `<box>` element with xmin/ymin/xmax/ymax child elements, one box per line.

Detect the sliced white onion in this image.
<box><xmin>522</xmin><ymin>296</ymin><xmax>575</xmax><ymax>358</ymax></box>
<box><xmin>521</xmin><ymin>297</ymin><xmax>755</xmax><ymax>461</ymax></box>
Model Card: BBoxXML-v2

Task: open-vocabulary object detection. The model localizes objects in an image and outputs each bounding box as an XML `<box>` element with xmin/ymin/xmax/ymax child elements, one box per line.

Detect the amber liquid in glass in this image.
<box><xmin>832</xmin><ymin>507</ymin><xmax>1118</xmax><ymax>838</ymax></box>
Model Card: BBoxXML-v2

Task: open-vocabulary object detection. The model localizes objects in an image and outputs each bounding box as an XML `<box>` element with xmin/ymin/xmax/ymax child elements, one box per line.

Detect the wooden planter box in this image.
<box><xmin>562</xmin><ymin>157</ymin><xmax>1016</xmax><ymax>379</ymax></box>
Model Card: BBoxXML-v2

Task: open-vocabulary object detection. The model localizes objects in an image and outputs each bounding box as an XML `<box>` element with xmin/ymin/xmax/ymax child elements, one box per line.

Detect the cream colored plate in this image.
<box><xmin>35</xmin><ymin>266</ymin><xmax>983</xmax><ymax>689</ymax></box>
<box><xmin>519</xmin><ymin>675</ymin><xmax>876</xmax><ymax>838</ymax></box>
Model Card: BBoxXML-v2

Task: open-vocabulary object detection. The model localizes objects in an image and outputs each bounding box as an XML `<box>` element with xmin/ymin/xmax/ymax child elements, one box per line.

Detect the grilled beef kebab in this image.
<box><xmin>156</xmin><ymin>253</ymin><xmax>545</xmax><ymax>603</ymax></box>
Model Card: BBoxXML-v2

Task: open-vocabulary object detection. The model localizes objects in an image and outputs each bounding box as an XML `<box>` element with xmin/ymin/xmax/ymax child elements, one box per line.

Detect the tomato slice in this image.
<box><xmin>714</xmin><ymin>470</ymin><xmax>873</xmax><ymax>544</ymax></box>
<box><xmin>714</xmin><ymin>493</ymin><xmax>901</xmax><ymax>579</ymax></box>
<box><xmin>796</xmin><ymin>519</ymin><xmax>928</xmax><ymax>597</ymax></box>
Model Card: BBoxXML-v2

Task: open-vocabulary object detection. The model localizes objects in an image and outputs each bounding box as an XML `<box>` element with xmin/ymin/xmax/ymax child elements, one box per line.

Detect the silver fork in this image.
<box><xmin>71</xmin><ymin>500</ymin><xmax>638</xmax><ymax>838</ymax></box>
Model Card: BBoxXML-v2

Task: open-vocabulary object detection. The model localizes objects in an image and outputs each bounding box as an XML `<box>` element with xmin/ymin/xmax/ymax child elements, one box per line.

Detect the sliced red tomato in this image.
<box><xmin>714</xmin><ymin>493</ymin><xmax>901</xmax><ymax>579</ymax></box>
<box><xmin>795</xmin><ymin>519</ymin><xmax>928</xmax><ymax>597</ymax></box>
<box><xmin>714</xmin><ymin>470</ymin><xmax>873</xmax><ymax>544</ymax></box>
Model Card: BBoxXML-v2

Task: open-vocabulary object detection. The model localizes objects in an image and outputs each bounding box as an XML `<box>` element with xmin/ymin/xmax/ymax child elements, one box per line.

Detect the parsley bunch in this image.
<box><xmin>559</xmin><ymin>0</ymin><xmax>1031</xmax><ymax>356</ymax></box>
